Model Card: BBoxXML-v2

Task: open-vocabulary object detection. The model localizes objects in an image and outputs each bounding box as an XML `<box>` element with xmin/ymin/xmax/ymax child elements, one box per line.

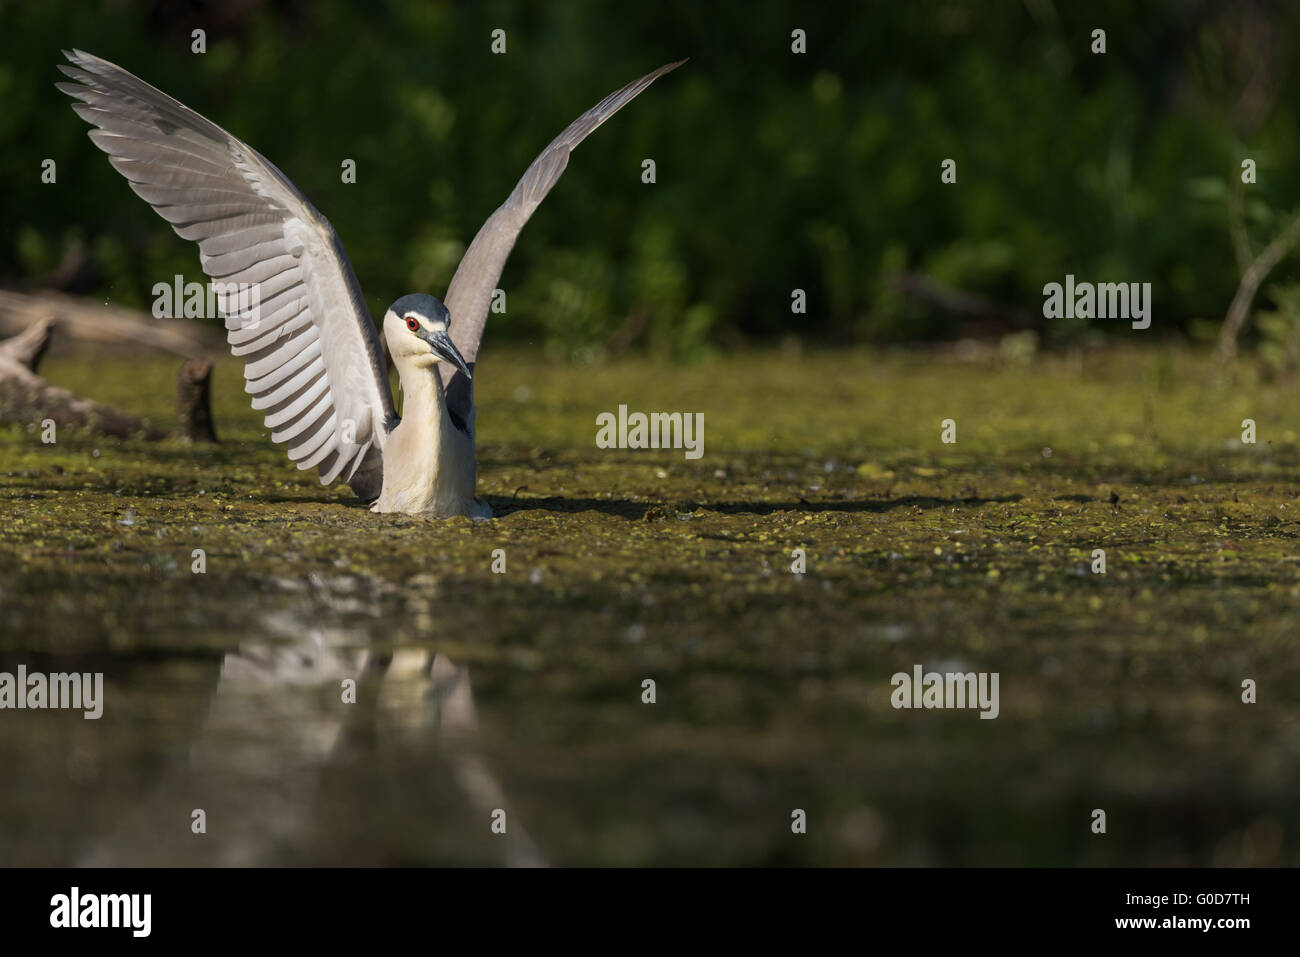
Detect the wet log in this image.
<box><xmin>0</xmin><ymin>289</ymin><xmax>221</xmax><ymax>358</ymax></box>
<box><xmin>0</xmin><ymin>348</ymin><xmax>167</xmax><ymax>440</ymax></box>
<box><xmin>0</xmin><ymin>297</ymin><xmax>226</xmax><ymax>444</ymax></box>
<box><xmin>0</xmin><ymin>315</ymin><xmax>53</xmax><ymax>372</ymax></box>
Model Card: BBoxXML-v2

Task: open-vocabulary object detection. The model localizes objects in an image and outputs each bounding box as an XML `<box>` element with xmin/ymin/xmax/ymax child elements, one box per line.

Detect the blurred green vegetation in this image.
<box><xmin>5</xmin><ymin>0</ymin><xmax>1300</xmax><ymax>357</ymax></box>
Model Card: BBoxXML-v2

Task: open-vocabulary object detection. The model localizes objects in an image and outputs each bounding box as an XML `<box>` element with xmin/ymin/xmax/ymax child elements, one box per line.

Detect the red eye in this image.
<box><xmin>405</xmin><ymin>316</ymin><xmax>420</xmax><ymax>332</ymax></box>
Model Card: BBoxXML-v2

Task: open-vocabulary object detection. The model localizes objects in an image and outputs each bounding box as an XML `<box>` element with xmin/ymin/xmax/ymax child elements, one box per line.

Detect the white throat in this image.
<box><xmin>373</xmin><ymin>355</ymin><xmax>482</xmax><ymax>517</ymax></box>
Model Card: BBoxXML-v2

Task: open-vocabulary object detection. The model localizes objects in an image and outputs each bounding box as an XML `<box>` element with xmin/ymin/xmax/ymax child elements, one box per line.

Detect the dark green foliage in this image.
<box><xmin>5</xmin><ymin>0</ymin><xmax>1300</xmax><ymax>354</ymax></box>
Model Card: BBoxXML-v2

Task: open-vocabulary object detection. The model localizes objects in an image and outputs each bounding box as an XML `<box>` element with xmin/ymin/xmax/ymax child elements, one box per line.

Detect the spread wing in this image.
<box><xmin>57</xmin><ymin>49</ymin><xmax>396</xmax><ymax>498</ymax></box>
<box><xmin>441</xmin><ymin>59</ymin><xmax>686</xmax><ymax>426</ymax></box>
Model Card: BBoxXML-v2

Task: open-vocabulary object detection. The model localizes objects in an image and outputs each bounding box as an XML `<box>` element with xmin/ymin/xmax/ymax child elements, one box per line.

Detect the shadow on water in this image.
<box><xmin>492</xmin><ymin>493</ymin><xmax>1025</xmax><ymax>519</ymax></box>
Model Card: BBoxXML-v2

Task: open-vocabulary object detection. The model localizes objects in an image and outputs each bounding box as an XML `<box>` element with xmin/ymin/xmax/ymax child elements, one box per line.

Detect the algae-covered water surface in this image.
<box><xmin>1</xmin><ymin>345</ymin><xmax>1297</xmax><ymax>865</ymax></box>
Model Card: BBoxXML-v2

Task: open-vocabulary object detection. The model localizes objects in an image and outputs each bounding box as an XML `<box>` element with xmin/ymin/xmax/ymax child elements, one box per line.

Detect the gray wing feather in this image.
<box><xmin>57</xmin><ymin>49</ymin><xmax>395</xmax><ymax>498</ymax></box>
<box><xmin>440</xmin><ymin>59</ymin><xmax>685</xmax><ymax>425</ymax></box>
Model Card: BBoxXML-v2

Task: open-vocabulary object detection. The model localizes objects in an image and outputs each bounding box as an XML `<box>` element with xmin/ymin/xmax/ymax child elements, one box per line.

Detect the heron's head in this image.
<box><xmin>382</xmin><ymin>294</ymin><xmax>471</xmax><ymax>378</ymax></box>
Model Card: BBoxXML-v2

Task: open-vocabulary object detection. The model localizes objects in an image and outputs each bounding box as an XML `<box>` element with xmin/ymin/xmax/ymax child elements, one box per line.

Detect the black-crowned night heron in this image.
<box><xmin>57</xmin><ymin>50</ymin><xmax>683</xmax><ymax>517</ymax></box>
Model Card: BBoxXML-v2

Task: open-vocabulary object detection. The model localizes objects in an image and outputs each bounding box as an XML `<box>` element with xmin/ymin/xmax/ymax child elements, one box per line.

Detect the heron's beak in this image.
<box><xmin>420</xmin><ymin>326</ymin><xmax>472</xmax><ymax>379</ymax></box>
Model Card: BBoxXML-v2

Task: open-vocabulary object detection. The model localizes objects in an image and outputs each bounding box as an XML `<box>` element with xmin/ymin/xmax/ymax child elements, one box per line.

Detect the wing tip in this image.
<box><xmin>62</xmin><ymin>49</ymin><xmax>95</xmax><ymax>70</ymax></box>
<box><xmin>650</xmin><ymin>58</ymin><xmax>688</xmax><ymax>81</ymax></box>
